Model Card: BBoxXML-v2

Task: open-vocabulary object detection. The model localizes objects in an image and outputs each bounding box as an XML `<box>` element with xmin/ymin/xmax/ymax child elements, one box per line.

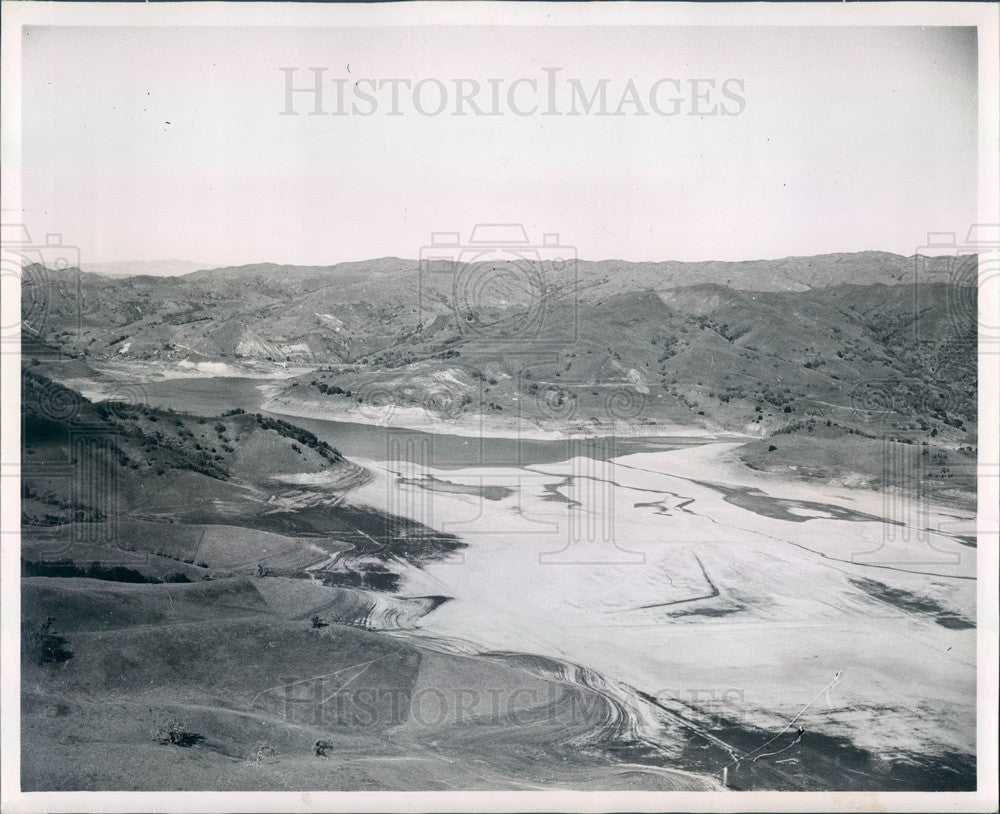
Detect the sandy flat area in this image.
<box><xmin>348</xmin><ymin>441</ymin><xmax>976</xmax><ymax>764</ymax></box>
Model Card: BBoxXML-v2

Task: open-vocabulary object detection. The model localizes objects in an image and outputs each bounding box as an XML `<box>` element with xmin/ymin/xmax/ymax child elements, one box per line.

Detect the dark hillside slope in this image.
<box><xmin>21</xmin><ymin>367</ymin><xmax>460</xmax><ymax>585</ymax></box>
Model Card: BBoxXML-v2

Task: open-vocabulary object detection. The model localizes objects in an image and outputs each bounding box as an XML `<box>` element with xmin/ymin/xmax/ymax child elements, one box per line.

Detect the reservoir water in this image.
<box><xmin>134</xmin><ymin>376</ymin><xmax>705</xmax><ymax>466</ymax></box>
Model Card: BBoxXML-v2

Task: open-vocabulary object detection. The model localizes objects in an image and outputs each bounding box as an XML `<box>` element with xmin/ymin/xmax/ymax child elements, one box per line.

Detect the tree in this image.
<box><xmin>152</xmin><ymin>718</ymin><xmax>204</xmax><ymax>747</ymax></box>
<box><xmin>25</xmin><ymin>617</ymin><xmax>73</xmax><ymax>666</ymax></box>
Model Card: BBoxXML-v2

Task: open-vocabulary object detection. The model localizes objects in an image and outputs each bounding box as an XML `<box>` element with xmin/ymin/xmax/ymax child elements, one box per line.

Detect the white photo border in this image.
<box><xmin>1</xmin><ymin>2</ymin><xmax>997</xmax><ymax>812</ymax></box>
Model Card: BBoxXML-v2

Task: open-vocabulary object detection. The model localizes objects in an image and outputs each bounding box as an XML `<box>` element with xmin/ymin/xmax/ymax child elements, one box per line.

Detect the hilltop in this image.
<box><xmin>81</xmin><ymin>259</ymin><xmax>208</xmax><ymax>278</ymax></box>
<box><xmin>22</xmin><ymin>251</ymin><xmax>969</xmax><ymax>367</ymax></box>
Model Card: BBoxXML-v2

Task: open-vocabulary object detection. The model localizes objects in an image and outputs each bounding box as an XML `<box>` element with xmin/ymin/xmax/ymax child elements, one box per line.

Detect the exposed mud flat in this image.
<box><xmin>394</xmin><ymin>473</ymin><xmax>516</xmax><ymax>502</ymax></box>
<box><xmin>849</xmin><ymin>577</ymin><xmax>974</xmax><ymax>630</ymax></box>
<box><xmin>687</xmin><ymin>480</ymin><xmax>904</xmax><ymax>525</ymax></box>
<box><xmin>354</xmin><ymin>441</ymin><xmax>976</xmax><ymax>789</ymax></box>
<box><xmin>640</xmin><ymin>691</ymin><xmax>976</xmax><ymax>792</ymax></box>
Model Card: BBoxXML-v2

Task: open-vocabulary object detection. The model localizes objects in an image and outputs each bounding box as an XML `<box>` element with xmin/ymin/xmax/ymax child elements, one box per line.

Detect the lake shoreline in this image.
<box><xmin>263</xmin><ymin>393</ymin><xmax>748</xmax><ymax>443</ymax></box>
<box><xmin>67</xmin><ymin>360</ymin><xmax>748</xmax><ymax>442</ymax></box>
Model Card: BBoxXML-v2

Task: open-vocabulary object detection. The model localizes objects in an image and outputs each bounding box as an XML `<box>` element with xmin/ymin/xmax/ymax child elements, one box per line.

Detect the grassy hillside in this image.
<box><xmin>21</xmin><ymin>367</ymin><xmax>459</xmax><ymax>586</ymax></box>
<box><xmin>277</xmin><ymin>282</ymin><xmax>975</xmax><ymax>440</ymax></box>
<box><xmin>24</xmin><ymin>576</ymin><xmax>722</xmax><ymax>791</ymax></box>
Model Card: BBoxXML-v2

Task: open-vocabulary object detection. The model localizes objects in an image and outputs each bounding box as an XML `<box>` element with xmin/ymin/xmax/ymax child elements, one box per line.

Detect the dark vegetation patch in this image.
<box><xmin>21</xmin><ymin>483</ymin><xmax>108</xmax><ymax>525</ymax></box>
<box><xmin>693</xmin><ymin>480</ymin><xmax>899</xmax><ymax>525</ymax></box>
<box><xmin>153</xmin><ymin>719</ymin><xmax>205</xmax><ymax>748</ymax></box>
<box><xmin>22</xmin><ymin>617</ymin><xmax>73</xmax><ymax>666</ymax></box>
<box><xmin>21</xmin><ymin>559</ymin><xmax>190</xmax><ymax>584</ymax></box>
<box><xmin>849</xmin><ymin>577</ymin><xmax>974</xmax><ymax>630</ymax></box>
<box><xmin>250</xmin><ymin>413</ymin><xmax>342</xmax><ymax>462</ymax></box>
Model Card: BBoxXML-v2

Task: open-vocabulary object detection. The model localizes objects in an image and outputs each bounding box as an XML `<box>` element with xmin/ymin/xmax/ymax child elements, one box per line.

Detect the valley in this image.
<box><xmin>18</xmin><ymin>251</ymin><xmax>980</xmax><ymax>792</ymax></box>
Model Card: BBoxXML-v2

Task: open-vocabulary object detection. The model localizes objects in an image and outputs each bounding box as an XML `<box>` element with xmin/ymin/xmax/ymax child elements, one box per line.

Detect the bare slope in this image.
<box><xmin>21</xmin><ymin>576</ymin><xmax>717</xmax><ymax>791</ymax></box>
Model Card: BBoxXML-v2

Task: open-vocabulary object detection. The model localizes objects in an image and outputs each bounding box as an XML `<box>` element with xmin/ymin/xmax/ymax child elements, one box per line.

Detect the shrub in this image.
<box><xmin>24</xmin><ymin>617</ymin><xmax>73</xmax><ymax>666</ymax></box>
<box><xmin>152</xmin><ymin>718</ymin><xmax>204</xmax><ymax>747</ymax></box>
<box><xmin>22</xmin><ymin>559</ymin><xmax>156</xmax><ymax>584</ymax></box>
<box><xmin>315</xmin><ymin>739</ymin><xmax>336</xmax><ymax>757</ymax></box>
<box><xmin>249</xmin><ymin>740</ymin><xmax>276</xmax><ymax>764</ymax></box>
<box><xmin>164</xmin><ymin>573</ymin><xmax>191</xmax><ymax>583</ymax></box>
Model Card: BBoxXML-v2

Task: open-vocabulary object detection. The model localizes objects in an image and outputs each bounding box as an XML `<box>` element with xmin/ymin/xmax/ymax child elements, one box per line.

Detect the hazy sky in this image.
<box><xmin>21</xmin><ymin>25</ymin><xmax>977</xmax><ymax>266</ymax></box>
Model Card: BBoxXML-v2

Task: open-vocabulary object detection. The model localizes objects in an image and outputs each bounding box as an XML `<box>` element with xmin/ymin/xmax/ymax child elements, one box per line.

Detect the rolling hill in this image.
<box><xmin>23</xmin><ymin>574</ymin><xmax>726</xmax><ymax>791</ymax></box>
<box><xmin>17</xmin><ymin>249</ymin><xmax>981</xmax><ymax>791</ymax></box>
<box><xmin>22</xmin><ymin>251</ymin><xmax>970</xmax><ymax>366</ymax></box>
<box><xmin>20</xmin><ymin>367</ymin><xmax>463</xmax><ymax>585</ymax></box>
<box><xmin>22</xmin><ymin>250</ymin><xmax>978</xmax><ymax>499</ymax></box>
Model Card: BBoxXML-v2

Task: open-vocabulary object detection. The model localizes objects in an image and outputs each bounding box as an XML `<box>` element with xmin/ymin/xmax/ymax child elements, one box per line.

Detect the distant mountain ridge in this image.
<box><xmin>21</xmin><ymin>248</ymin><xmax>976</xmax><ymax>453</ymax></box>
<box><xmin>45</xmin><ymin>249</ymin><xmax>974</xmax><ymax>289</ymax></box>
<box><xmin>171</xmin><ymin>250</ymin><xmax>970</xmax><ymax>291</ymax></box>
<box><xmin>80</xmin><ymin>259</ymin><xmax>209</xmax><ymax>278</ymax></box>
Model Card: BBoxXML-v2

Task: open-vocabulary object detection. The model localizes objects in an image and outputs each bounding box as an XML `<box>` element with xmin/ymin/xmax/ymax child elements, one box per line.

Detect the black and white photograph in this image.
<box><xmin>1</xmin><ymin>2</ymin><xmax>998</xmax><ymax>812</ymax></box>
